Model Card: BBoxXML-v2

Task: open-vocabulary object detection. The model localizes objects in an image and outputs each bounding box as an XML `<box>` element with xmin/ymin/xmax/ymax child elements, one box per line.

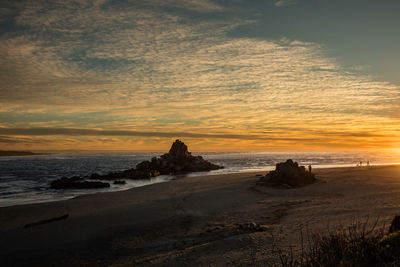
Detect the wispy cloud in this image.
<box><xmin>158</xmin><ymin>0</ymin><xmax>224</xmax><ymax>12</ymax></box>
<box><xmin>275</xmin><ymin>0</ymin><xmax>297</xmax><ymax>7</ymax></box>
<box><xmin>0</xmin><ymin>0</ymin><xmax>399</xmax><ymax>151</ymax></box>
<box><xmin>0</xmin><ymin>127</ymin><xmax>395</xmax><ymax>139</ymax></box>
<box><xmin>0</xmin><ymin>127</ymin><xmax>267</xmax><ymax>140</ymax></box>
<box><xmin>0</xmin><ymin>127</ymin><xmax>397</xmax><ymax>151</ymax></box>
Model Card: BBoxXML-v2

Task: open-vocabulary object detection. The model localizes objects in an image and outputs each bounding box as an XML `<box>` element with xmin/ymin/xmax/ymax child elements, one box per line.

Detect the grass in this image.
<box><xmin>272</xmin><ymin>217</ymin><xmax>400</xmax><ymax>267</ymax></box>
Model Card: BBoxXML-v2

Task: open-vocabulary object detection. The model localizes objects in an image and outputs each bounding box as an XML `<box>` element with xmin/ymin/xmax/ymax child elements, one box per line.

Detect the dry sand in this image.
<box><xmin>1</xmin><ymin>165</ymin><xmax>400</xmax><ymax>266</ymax></box>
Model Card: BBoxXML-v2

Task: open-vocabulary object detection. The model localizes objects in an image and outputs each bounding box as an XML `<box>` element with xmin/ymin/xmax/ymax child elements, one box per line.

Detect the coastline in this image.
<box><xmin>1</xmin><ymin>165</ymin><xmax>400</xmax><ymax>265</ymax></box>
<box><xmin>2</xmin><ymin>162</ymin><xmax>399</xmax><ymax>209</ymax></box>
<box><xmin>0</xmin><ymin>150</ymin><xmax>50</xmax><ymax>157</ymax></box>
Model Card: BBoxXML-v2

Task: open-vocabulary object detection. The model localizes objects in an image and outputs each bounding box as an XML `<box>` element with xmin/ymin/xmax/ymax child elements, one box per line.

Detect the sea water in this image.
<box><xmin>0</xmin><ymin>151</ymin><xmax>397</xmax><ymax>207</ymax></box>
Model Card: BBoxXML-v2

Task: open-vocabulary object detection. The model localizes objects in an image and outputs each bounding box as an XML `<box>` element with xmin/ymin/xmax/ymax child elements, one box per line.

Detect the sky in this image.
<box><xmin>0</xmin><ymin>0</ymin><xmax>400</xmax><ymax>152</ymax></box>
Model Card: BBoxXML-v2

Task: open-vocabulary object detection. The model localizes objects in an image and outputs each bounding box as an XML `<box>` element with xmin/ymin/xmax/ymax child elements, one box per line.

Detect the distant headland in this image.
<box><xmin>0</xmin><ymin>150</ymin><xmax>47</xmax><ymax>157</ymax></box>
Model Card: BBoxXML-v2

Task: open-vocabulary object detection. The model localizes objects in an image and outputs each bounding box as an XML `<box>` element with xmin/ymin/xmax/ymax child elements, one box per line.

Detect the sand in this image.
<box><xmin>1</xmin><ymin>165</ymin><xmax>400</xmax><ymax>266</ymax></box>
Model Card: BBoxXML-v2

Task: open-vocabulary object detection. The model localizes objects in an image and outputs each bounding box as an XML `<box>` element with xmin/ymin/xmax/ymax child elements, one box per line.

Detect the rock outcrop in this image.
<box><xmin>50</xmin><ymin>176</ymin><xmax>110</xmax><ymax>189</ymax></box>
<box><xmin>259</xmin><ymin>159</ymin><xmax>316</xmax><ymax>187</ymax></box>
<box><xmin>389</xmin><ymin>216</ymin><xmax>400</xmax><ymax>233</ymax></box>
<box><xmin>88</xmin><ymin>169</ymin><xmax>160</xmax><ymax>181</ymax></box>
<box><xmin>136</xmin><ymin>139</ymin><xmax>223</xmax><ymax>174</ymax></box>
<box><xmin>380</xmin><ymin>215</ymin><xmax>400</xmax><ymax>251</ymax></box>
<box><xmin>50</xmin><ymin>140</ymin><xmax>223</xmax><ymax>189</ymax></box>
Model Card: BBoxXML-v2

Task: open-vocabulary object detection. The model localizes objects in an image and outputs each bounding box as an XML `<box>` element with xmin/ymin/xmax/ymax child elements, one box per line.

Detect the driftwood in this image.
<box><xmin>24</xmin><ymin>214</ymin><xmax>69</xmax><ymax>228</ymax></box>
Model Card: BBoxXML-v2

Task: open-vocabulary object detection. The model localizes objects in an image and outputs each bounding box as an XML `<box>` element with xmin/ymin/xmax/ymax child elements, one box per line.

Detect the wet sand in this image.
<box><xmin>1</xmin><ymin>165</ymin><xmax>400</xmax><ymax>266</ymax></box>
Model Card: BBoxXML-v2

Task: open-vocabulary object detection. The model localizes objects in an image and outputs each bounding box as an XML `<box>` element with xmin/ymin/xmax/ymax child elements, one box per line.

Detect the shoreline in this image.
<box><xmin>1</xmin><ymin>162</ymin><xmax>399</xmax><ymax>209</ymax></box>
<box><xmin>2</xmin><ymin>165</ymin><xmax>400</xmax><ymax>265</ymax></box>
<box><xmin>1</xmin><ymin>163</ymin><xmax>398</xmax><ymax>212</ymax></box>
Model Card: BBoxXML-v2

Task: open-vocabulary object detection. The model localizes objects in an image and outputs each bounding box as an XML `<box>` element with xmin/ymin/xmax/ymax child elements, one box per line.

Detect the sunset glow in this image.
<box><xmin>1</xmin><ymin>0</ymin><xmax>399</xmax><ymax>152</ymax></box>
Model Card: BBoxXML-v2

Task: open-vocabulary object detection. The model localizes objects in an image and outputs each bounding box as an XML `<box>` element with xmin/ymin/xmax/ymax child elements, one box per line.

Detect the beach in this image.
<box><xmin>1</xmin><ymin>165</ymin><xmax>400</xmax><ymax>266</ymax></box>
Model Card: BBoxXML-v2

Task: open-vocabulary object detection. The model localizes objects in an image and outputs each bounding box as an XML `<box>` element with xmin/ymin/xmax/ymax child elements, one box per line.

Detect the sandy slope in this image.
<box><xmin>1</xmin><ymin>165</ymin><xmax>400</xmax><ymax>266</ymax></box>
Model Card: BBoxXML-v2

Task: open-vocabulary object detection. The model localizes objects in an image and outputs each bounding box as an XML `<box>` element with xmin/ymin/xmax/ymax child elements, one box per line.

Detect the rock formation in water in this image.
<box><xmin>50</xmin><ymin>176</ymin><xmax>110</xmax><ymax>189</ymax></box>
<box><xmin>136</xmin><ymin>139</ymin><xmax>223</xmax><ymax>174</ymax></box>
<box><xmin>259</xmin><ymin>159</ymin><xmax>316</xmax><ymax>187</ymax></box>
<box><xmin>50</xmin><ymin>140</ymin><xmax>223</xmax><ymax>189</ymax></box>
<box><xmin>113</xmin><ymin>180</ymin><xmax>126</xmax><ymax>185</ymax></box>
<box><xmin>89</xmin><ymin>169</ymin><xmax>160</xmax><ymax>181</ymax></box>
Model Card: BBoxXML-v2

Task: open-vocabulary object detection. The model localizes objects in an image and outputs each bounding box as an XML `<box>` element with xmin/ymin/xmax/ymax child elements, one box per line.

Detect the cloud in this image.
<box><xmin>0</xmin><ymin>0</ymin><xmax>399</xmax><ymax>150</ymax></box>
<box><xmin>158</xmin><ymin>0</ymin><xmax>224</xmax><ymax>12</ymax></box>
<box><xmin>0</xmin><ymin>135</ymin><xmax>47</xmax><ymax>144</ymax></box>
<box><xmin>0</xmin><ymin>127</ymin><xmax>306</xmax><ymax>141</ymax></box>
<box><xmin>275</xmin><ymin>0</ymin><xmax>297</xmax><ymax>7</ymax></box>
<box><xmin>1</xmin><ymin>125</ymin><xmax>398</xmax><ymax>151</ymax></box>
<box><xmin>0</xmin><ymin>127</ymin><xmax>395</xmax><ymax>141</ymax></box>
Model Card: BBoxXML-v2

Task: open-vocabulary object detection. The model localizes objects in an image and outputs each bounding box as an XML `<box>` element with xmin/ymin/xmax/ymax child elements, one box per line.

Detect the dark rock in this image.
<box><xmin>380</xmin><ymin>217</ymin><xmax>400</xmax><ymax>260</ymax></box>
<box><xmin>380</xmin><ymin>231</ymin><xmax>400</xmax><ymax>249</ymax></box>
<box><xmin>136</xmin><ymin>139</ymin><xmax>223</xmax><ymax>174</ymax></box>
<box><xmin>238</xmin><ymin>222</ymin><xmax>267</xmax><ymax>232</ymax></box>
<box><xmin>113</xmin><ymin>180</ymin><xmax>126</xmax><ymax>185</ymax></box>
<box><xmin>259</xmin><ymin>159</ymin><xmax>316</xmax><ymax>187</ymax></box>
<box><xmin>50</xmin><ymin>177</ymin><xmax>110</xmax><ymax>189</ymax></box>
<box><xmin>90</xmin><ymin>169</ymin><xmax>159</xmax><ymax>181</ymax></box>
<box><xmin>389</xmin><ymin>216</ymin><xmax>400</xmax><ymax>233</ymax></box>
<box><xmin>55</xmin><ymin>140</ymin><xmax>223</xmax><ymax>188</ymax></box>
<box><xmin>168</xmin><ymin>139</ymin><xmax>191</xmax><ymax>158</ymax></box>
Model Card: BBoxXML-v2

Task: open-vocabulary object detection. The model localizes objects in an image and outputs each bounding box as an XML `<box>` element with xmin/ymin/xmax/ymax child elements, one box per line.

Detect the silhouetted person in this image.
<box><xmin>367</xmin><ymin>160</ymin><xmax>370</xmax><ymax>166</ymax></box>
<box><xmin>360</xmin><ymin>161</ymin><xmax>362</xmax><ymax>166</ymax></box>
<box><xmin>308</xmin><ymin>165</ymin><xmax>312</xmax><ymax>172</ymax></box>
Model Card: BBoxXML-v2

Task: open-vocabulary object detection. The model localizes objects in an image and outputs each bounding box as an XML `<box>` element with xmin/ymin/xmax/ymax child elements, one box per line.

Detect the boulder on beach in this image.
<box><xmin>259</xmin><ymin>159</ymin><xmax>316</xmax><ymax>187</ymax></box>
<box><xmin>379</xmin><ymin>215</ymin><xmax>400</xmax><ymax>250</ymax></box>
<box><xmin>50</xmin><ymin>177</ymin><xmax>110</xmax><ymax>189</ymax></box>
<box><xmin>389</xmin><ymin>216</ymin><xmax>400</xmax><ymax>233</ymax></box>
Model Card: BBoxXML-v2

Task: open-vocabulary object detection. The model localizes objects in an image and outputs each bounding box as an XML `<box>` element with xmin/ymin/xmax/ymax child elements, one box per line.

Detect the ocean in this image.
<box><xmin>0</xmin><ymin>151</ymin><xmax>397</xmax><ymax>207</ymax></box>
